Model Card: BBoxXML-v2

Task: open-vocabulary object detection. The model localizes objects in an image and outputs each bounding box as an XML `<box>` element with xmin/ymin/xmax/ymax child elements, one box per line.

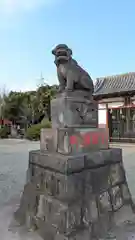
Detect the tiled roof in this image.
<box><xmin>94</xmin><ymin>72</ymin><xmax>135</xmax><ymax>96</ymax></box>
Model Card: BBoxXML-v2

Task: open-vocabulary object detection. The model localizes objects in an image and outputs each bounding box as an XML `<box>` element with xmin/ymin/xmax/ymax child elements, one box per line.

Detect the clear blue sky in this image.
<box><xmin>0</xmin><ymin>0</ymin><xmax>135</xmax><ymax>91</ymax></box>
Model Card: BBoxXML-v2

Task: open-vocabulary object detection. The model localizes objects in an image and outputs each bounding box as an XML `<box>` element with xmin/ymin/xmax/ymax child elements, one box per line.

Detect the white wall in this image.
<box><xmin>98</xmin><ymin>98</ymin><xmax>125</xmax><ymax>128</ymax></box>
<box><xmin>98</xmin><ymin>104</ymin><xmax>107</xmax><ymax>128</ymax></box>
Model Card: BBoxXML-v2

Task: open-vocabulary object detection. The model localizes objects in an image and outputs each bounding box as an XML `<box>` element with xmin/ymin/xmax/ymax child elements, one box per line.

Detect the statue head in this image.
<box><xmin>52</xmin><ymin>44</ymin><xmax>72</xmax><ymax>66</ymax></box>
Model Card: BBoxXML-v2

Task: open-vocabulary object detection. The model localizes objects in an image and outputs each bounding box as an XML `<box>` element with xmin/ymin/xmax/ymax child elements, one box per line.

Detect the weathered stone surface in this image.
<box><xmin>121</xmin><ymin>183</ymin><xmax>132</xmax><ymax>204</ymax></box>
<box><xmin>111</xmin><ymin>185</ymin><xmax>123</xmax><ymax>211</ymax></box>
<box><xmin>110</xmin><ymin>162</ymin><xmax>125</xmax><ymax>186</ymax></box>
<box><xmin>113</xmin><ymin>204</ymin><xmax>135</xmax><ymax>226</ymax></box>
<box><xmin>33</xmin><ymin>196</ymin><xmax>84</xmax><ymax>235</ymax></box>
<box><xmin>51</xmin><ymin>97</ymin><xmax>98</xmax><ymax>128</ymax></box>
<box><xmin>14</xmin><ymin>182</ymin><xmax>38</xmax><ymax>226</ymax></box>
<box><xmin>98</xmin><ymin>191</ymin><xmax>112</xmax><ymax>212</ymax></box>
<box><xmin>15</xmin><ymin>146</ymin><xmax>135</xmax><ymax>240</ymax></box>
<box><xmin>90</xmin><ymin>166</ymin><xmax>110</xmax><ymax>193</ymax></box>
<box><xmin>54</xmin><ymin>227</ymin><xmax>91</xmax><ymax>240</ymax></box>
<box><xmin>28</xmin><ymin>148</ymin><xmax>123</xmax><ymax>176</ymax></box>
<box><xmin>37</xmin><ymin>222</ymin><xmax>57</xmax><ymax>240</ymax></box>
<box><xmin>29</xmin><ymin>168</ymin><xmax>84</xmax><ymax>202</ymax></box>
<box><xmin>85</xmin><ymin>148</ymin><xmax>122</xmax><ymax>168</ymax></box>
<box><xmin>57</xmin><ymin>127</ymin><xmax>109</xmax><ymax>154</ymax></box>
<box><xmin>87</xmin><ymin>162</ymin><xmax>125</xmax><ymax>194</ymax></box>
<box><xmin>40</xmin><ymin>126</ymin><xmax>109</xmax><ymax>154</ymax></box>
<box><xmin>91</xmin><ymin>213</ymin><xmax>112</xmax><ymax>239</ymax></box>
<box><xmin>83</xmin><ymin>195</ymin><xmax>98</xmax><ymax>223</ymax></box>
<box><xmin>29</xmin><ymin>150</ymin><xmax>85</xmax><ymax>174</ymax></box>
<box><xmin>40</xmin><ymin>128</ymin><xmax>57</xmax><ymax>152</ymax></box>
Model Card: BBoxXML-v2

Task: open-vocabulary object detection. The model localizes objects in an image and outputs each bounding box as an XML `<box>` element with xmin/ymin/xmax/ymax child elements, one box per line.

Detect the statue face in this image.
<box><xmin>54</xmin><ymin>49</ymin><xmax>70</xmax><ymax>66</ymax></box>
<box><xmin>52</xmin><ymin>45</ymin><xmax>72</xmax><ymax>66</ymax></box>
<box><xmin>56</xmin><ymin>49</ymin><xmax>68</xmax><ymax>57</ymax></box>
<box><xmin>52</xmin><ymin>44</ymin><xmax>72</xmax><ymax>56</ymax></box>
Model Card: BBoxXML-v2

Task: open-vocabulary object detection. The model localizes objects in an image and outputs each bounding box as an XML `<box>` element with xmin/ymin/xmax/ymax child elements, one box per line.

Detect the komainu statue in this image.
<box><xmin>52</xmin><ymin>44</ymin><xmax>94</xmax><ymax>96</ymax></box>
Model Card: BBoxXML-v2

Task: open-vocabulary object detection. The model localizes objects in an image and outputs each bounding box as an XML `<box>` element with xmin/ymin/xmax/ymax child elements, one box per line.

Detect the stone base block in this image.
<box><xmin>54</xmin><ymin>228</ymin><xmax>91</xmax><ymax>240</ymax></box>
<box><xmin>51</xmin><ymin>96</ymin><xmax>98</xmax><ymax>128</ymax></box>
<box><xmin>28</xmin><ymin>148</ymin><xmax>122</xmax><ymax>175</ymax></box>
<box><xmin>15</xmin><ymin>147</ymin><xmax>135</xmax><ymax>240</ymax></box>
<box><xmin>29</xmin><ymin>168</ymin><xmax>84</xmax><ymax>202</ymax></box>
<box><xmin>34</xmin><ymin>196</ymin><xmax>83</xmax><ymax>235</ymax></box>
<box><xmin>36</xmin><ymin>226</ymin><xmax>91</xmax><ymax>240</ymax></box>
<box><xmin>28</xmin><ymin>150</ymin><xmax>85</xmax><ymax>174</ymax></box>
<box><xmin>40</xmin><ymin>128</ymin><xmax>57</xmax><ymax>152</ymax></box>
<box><xmin>40</xmin><ymin>126</ymin><xmax>109</xmax><ymax>154</ymax></box>
<box><xmin>57</xmin><ymin>127</ymin><xmax>109</xmax><ymax>154</ymax></box>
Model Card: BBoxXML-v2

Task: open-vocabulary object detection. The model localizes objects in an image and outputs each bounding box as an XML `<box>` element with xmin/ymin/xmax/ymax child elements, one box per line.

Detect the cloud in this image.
<box><xmin>0</xmin><ymin>0</ymin><xmax>56</xmax><ymax>14</ymax></box>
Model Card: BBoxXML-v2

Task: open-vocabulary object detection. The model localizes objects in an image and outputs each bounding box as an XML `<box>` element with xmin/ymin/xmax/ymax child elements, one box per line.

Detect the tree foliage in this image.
<box><xmin>0</xmin><ymin>84</ymin><xmax>58</xmax><ymax>126</ymax></box>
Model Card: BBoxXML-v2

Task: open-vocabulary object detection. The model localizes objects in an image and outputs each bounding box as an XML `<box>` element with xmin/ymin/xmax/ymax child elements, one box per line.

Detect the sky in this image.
<box><xmin>0</xmin><ymin>0</ymin><xmax>135</xmax><ymax>91</ymax></box>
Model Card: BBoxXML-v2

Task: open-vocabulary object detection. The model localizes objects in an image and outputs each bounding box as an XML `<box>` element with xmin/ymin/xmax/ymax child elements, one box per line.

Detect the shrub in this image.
<box><xmin>25</xmin><ymin>120</ymin><xmax>51</xmax><ymax>141</ymax></box>
<box><xmin>41</xmin><ymin>119</ymin><xmax>52</xmax><ymax>128</ymax></box>
<box><xmin>0</xmin><ymin>125</ymin><xmax>9</xmax><ymax>138</ymax></box>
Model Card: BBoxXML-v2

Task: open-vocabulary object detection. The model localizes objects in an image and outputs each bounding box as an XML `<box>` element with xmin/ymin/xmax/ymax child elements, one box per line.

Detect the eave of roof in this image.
<box><xmin>94</xmin><ymin>72</ymin><xmax>135</xmax><ymax>97</ymax></box>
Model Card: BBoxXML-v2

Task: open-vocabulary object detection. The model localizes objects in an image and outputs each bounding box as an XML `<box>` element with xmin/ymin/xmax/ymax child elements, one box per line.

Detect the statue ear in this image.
<box><xmin>68</xmin><ymin>48</ymin><xmax>72</xmax><ymax>56</ymax></box>
<box><xmin>54</xmin><ymin>59</ymin><xmax>58</xmax><ymax>66</ymax></box>
<box><xmin>52</xmin><ymin>48</ymin><xmax>56</xmax><ymax>55</ymax></box>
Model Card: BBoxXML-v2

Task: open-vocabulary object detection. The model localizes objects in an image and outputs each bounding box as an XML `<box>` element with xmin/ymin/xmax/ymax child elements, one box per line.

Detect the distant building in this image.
<box><xmin>94</xmin><ymin>72</ymin><xmax>135</xmax><ymax>142</ymax></box>
<box><xmin>0</xmin><ymin>119</ymin><xmax>12</xmax><ymax>125</ymax></box>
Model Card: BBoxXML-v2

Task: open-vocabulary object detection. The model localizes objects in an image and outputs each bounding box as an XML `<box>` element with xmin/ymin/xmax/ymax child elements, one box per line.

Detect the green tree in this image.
<box><xmin>0</xmin><ymin>87</ymin><xmax>8</xmax><ymax>124</ymax></box>
<box><xmin>1</xmin><ymin>83</ymin><xmax>58</xmax><ymax>126</ymax></box>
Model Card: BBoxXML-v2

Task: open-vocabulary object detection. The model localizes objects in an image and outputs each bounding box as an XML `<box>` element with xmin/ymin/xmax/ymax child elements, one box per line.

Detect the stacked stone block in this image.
<box><xmin>14</xmin><ymin>95</ymin><xmax>135</xmax><ymax>240</ymax></box>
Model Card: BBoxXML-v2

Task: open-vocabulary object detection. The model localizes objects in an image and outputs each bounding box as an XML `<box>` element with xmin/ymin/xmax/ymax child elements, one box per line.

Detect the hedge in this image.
<box><xmin>25</xmin><ymin>120</ymin><xmax>51</xmax><ymax>141</ymax></box>
<box><xmin>0</xmin><ymin>125</ymin><xmax>10</xmax><ymax>138</ymax></box>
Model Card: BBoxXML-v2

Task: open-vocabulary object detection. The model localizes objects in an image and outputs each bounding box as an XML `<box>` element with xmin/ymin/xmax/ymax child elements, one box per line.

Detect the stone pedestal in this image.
<box><xmin>51</xmin><ymin>96</ymin><xmax>98</xmax><ymax>128</ymax></box>
<box><xmin>14</xmin><ymin>95</ymin><xmax>135</xmax><ymax>240</ymax></box>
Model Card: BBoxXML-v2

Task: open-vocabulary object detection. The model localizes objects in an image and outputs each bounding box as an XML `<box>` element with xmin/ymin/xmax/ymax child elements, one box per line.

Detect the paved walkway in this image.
<box><xmin>110</xmin><ymin>142</ymin><xmax>135</xmax><ymax>147</ymax></box>
<box><xmin>0</xmin><ymin>140</ymin><xmax>42</xmax><ymax>239</ymax></box>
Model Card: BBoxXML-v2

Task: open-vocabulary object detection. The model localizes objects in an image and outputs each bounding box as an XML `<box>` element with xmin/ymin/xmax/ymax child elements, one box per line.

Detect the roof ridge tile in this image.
<box><xmin>94</xmin><ymin>72</ymin><xmax>135</xmax><ymax>96</ymax></box>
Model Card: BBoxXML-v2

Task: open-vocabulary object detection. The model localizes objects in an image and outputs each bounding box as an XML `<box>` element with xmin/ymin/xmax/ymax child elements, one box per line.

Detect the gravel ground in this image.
<box><xmin>112</xmin><ymin>145</ymin><xmax>135</xmax><ymax>199</ymax></box>
<box><xmin>0</xmin><ymin>139</ymin><xmax>135</xmax><ymax>239</ymax></box>
<box><xmin>0</xmin><ymin>139</ymin><xmax>42</xmax><ymax>240</ymax></box>
<box><xmin>0</xmin><ymin>139</ymin><xmax>40</xmax><ymax>206</ymax></box>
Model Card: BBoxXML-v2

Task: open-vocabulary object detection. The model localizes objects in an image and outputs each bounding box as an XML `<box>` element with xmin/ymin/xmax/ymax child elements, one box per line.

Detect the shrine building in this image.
<box><xmin>94</xmin><ymin>72</ymin><xmax>135</xmax><ymax>142</ymax></box>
